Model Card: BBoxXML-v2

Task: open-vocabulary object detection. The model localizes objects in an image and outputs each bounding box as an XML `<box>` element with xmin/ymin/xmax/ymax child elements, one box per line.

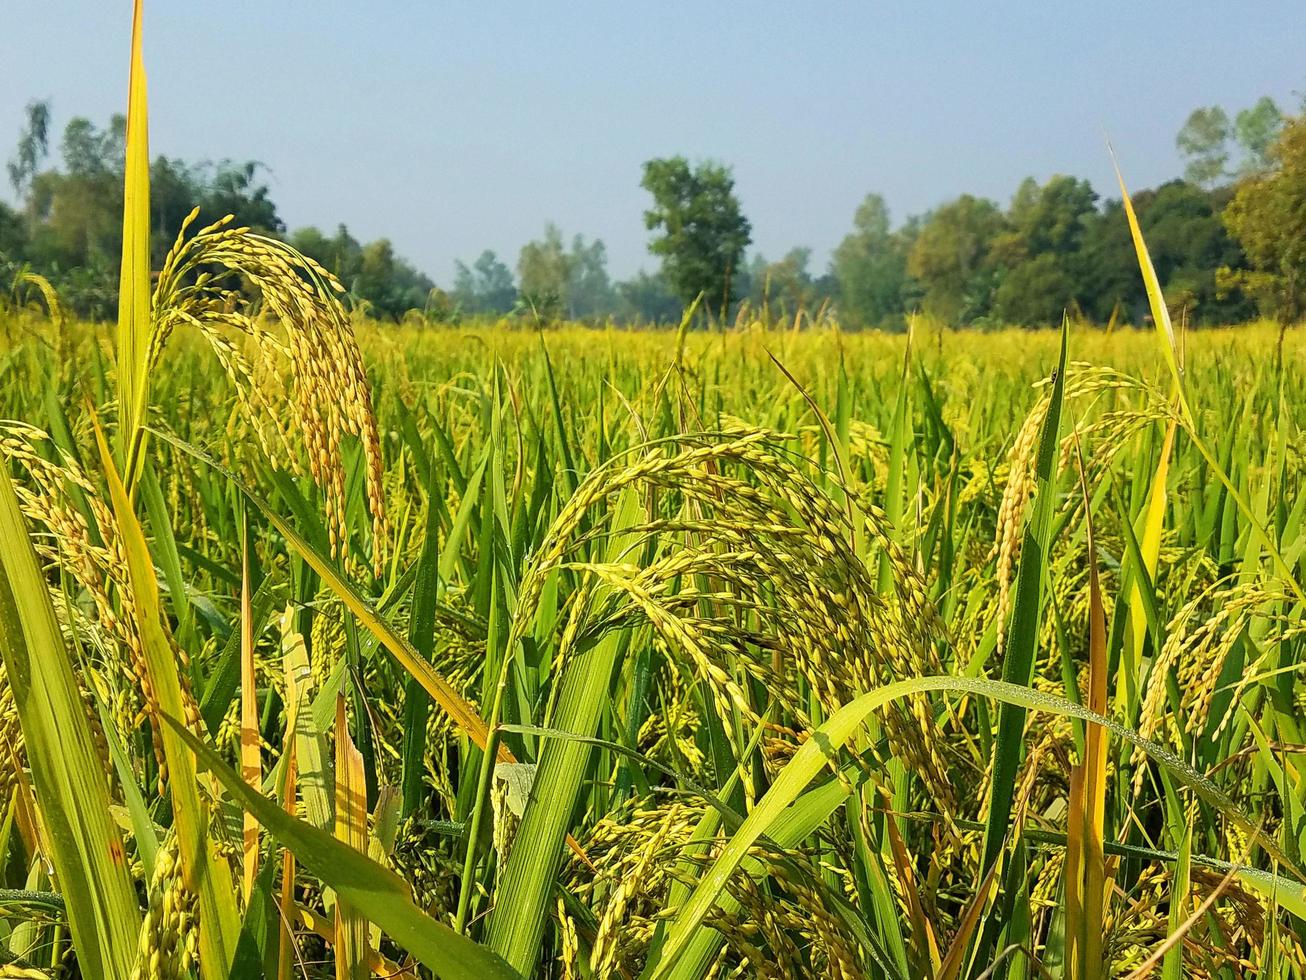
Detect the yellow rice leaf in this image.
<box><xmin>93</xmin><ymin>420</ymin><xmax>242</xmax><ymax>980</ymax></box>
<box><xmin>240</xmin><ymin>532</ymin><xmax>260</xmax><ymax>903</ymax></box>
<box><xmin>0</xmin><ymin>464</ymin><xmax>141</xmax><ymax>980</ymax></box>
<box><xmin>116</xmin><ymin>0</ymin><xmax>153</xmax><ymax>493</ymax></box>
<box><xmin>1111</xmin><ymin>153</ymin><xmax>1186</xmax><ymax>412</ymax></box>
<box><xmin>334</xmin><ymin>696</ymin><xmax>371</xmax><ymax>980</ymax></box>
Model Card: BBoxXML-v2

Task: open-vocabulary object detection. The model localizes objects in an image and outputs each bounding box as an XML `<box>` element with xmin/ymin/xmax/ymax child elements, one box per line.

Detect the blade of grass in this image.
<box><xmin>1162</xmin><ymin>822</ymin><xmax>1193</xmax><ymax>980</ymax></box>
<box><xmin>164</xmin><ymin>716</ymin><xmax>524</xmax><ymax>980</ymax></box>
<box><xmin>484</xmin><ymin>489</ymin><xmax>643</xmax><ymax>974</ymax></box>
<box><xmin>980</xmin><ymin>320</ymin><xmax>1069</xmax><ymax>879</ymax></box>
<box><xmin>93</xmin><ymin>421</ymin><xmax>242</xmax><ymax>980</ymax></box>
<box><xmin>1069</xmin><ymin>432</ymin><xmax>1110</xmax><ymax>980</ymax></box>
<box><xmin>240</xmin><ymin>522</ymin><xmax>260</xmax><ymax>904</ymax></box>
<box><xmin>116</xmin><ymin>0</ymin><xmax>152</xmax><ymax>494</ymax></box>
<box><xmin>278</xmin><ymin>638</ymin><xmax>303</xmax><ymax>980</ymax></box>
<box><xmin>0</xmin><ymin>465</ymin><xmax>141</xmax><ymax>980</ymax></box>
<box><xmin>401</xmin><ymin>460</ymin><xmax>442</xmax><ymax>818</ymax></box>
<box><xmin>646</xmin><ymin>674</ymin><xmax>1302</xmax><ymax>980</ymax></box>
<box><xmin>334</xmin><ymin>696</ymin><xmax>370</xmax><ymax>980</ymax></box>
<box><xmin>153</xmin><ymin>427</ymin><xmax>496</xmax><ymax>751</ymax></box>
<box><xmin>1113</xmin><ymin>156</ymin><xmax>1304</xmax><ymax>606</ymax></box>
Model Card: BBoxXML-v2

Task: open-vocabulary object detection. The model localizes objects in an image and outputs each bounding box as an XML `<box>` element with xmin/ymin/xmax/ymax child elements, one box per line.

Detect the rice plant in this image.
<box><xmin>1</xmin><ymin>4</ymin><xmax>1304</xmax><ymax>979</ymax></box>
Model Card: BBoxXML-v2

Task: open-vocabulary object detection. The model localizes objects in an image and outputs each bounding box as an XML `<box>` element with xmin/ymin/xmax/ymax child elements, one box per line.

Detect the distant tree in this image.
<box><xmin>641</xmin><ymin>156</ymin><xmax>751</xmax><ymax>314</ymax></box>
<box><xmin>1221</xmin><ymin>114</ymin><xmax>1306</xmax><ymax>321</ymax></box>
<box><xmin>1077</xmin><ymin>198</ymin><xmax>1142</xmax><ymax>321</ymax></box>
<box><xmin>1178</xmin><ymin>98</ymin><xmax>1286</xmax><ymax>187</ymax></box>
<box><xmin>1233</xmin><ymin>97</ymin><xmax>1284</xmax><ymax>175</ymax></box>
<box><xmin>1177</xmin><ymin>107</ymin><xmax>1232</xmax><ymax>188</ymax></box>
<box><xmin>1079</xmin><ymin>181</ymin><xmax>1251</xmax><ymax>324</ymax></box>
<box><xmin>1008</xmin><ymin>175</ymin><xmax>1097</xmax><ymax>256</ymax></box>
<box><xmin>832</xmin><ymin>193</ymin><xmax>908</xmax><ymax>327</ymax></box>
<box><xmin>907</xmin><ymin>194</ymin><xmax>1004</xmax><ymax>324</ymax></box>
<box><xmin>200</xmin><ymin>161</ymin><xmax>283</xmax><ymax>233</ymax></box>
<box><xmin>5</xmin><ymin>103</ymin><xmax>439</xmax><ymax>320</ymax></box>
<box><xmin>615</xmin><ymin>270</ymin><xmax>681</xmax><ymax>323</ymax></box>
<box><xmin>292</xmin><ymin>223</ymin><xmax>360</xmax><ymax>282</ymax></box>
<box><xmin>993</xmin><ymin>253</ymin><xmax>1076</xmax><ymax>326</ymax></box>
<box><xmin>24</xmin><ymin>115</ymin><xmax>128</xmax><ymax>272</ymax></box>
<box><xmin>989</xmin><ymin>175</ymin><xmax>1096</xmax><ymax>325</ymax></box>
<box><xmin>517</xmin><ymin>223</ymin><xmax>571</xmax><ymax>318</ymax></box>
<box><xmin>288</xmin><ymin>223</ymin><xmax>429</xmax><ymax>318</ymax></box>
<box><xmin>516</xmin><ymin>225</ymin><xmax>615</xmax><ymax>320</ymax></box>
<box><xmin>1144</xmin><ymin>181</ymin><xmax>1250</xmax><ymax>321</ymax></box>
<box><xmin>7</xmin><ymin>99</ymin><xmax>50</xmax><ymax>198</ymax></box>
<box><xmin>0</xmin><ymin>202</ymin><xmax>23</xmax><ymax>257</ymax></box>
<box><xmin>151</xmin><ymin>156</ymin><xmax>200</xmax><ymax>258</ymax></box>
<box><xmin>354</xmin><ymin>238</ymin><xmax>435</xmax><ymax>317</ymax></box>
<box><xmin>566</xmin><ymin>234</ymin><xmax>615</xmax><ymax>318</ymax></box>
<box><xmin>289</xmin><ymin>226</ymin><xmax>333</xmax><ymax>267</ymax></box>
<box><xmin>747</xmin><ymin>246</ymin><xmax>823</xmax><ymax>318</ymax></box>
<box><xmin>452</xmin><ymin>249</ymin><xmax>517</xmax><ymax>316</ymax></box>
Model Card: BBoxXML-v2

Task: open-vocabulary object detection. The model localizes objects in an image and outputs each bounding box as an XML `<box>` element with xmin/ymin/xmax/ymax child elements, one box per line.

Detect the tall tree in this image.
<box><xmin>1233</xmin><ymin>97</ymin><xmax>1284</xmax><ymax>175</ymax></box>
<box><xmin>831</xmin><ymin>193</ymin><xmax>908</xmax><ymax>326</ymax></box>
<box><xmin>1176</xmin><ymin>106</ymin><xmax>1232</xmax><ymax>188</ymax></box>
<box><xmin>990</xmin><ymin>175</ymin><xmax>1097</xmax><ymax>325</ymax></box>
<box><xmin>1221</xmin><ymin>113</ymin><xmax>1306</xmax><ymax>321</ymax></box>
<box><xmin>566</xmin><ymin>234</ymin><xmax>615</xmax><ymax>319</ymax></box>
<box><xmin>452</xmin><ymin>249</ymin><xmax>517</xmax><ymax>316</ymax></box>
<box><xmin>641</xmin><ymin>156</ymin><xmax>751</xmax><ymax>314</ymax></box>
<box><xmin>614</xmin><ymin>270</ymin><xmax>681</xmax><ymax>322</ymax></box>
<box><xmin>7</xmin><ymin>99</ymin><xmax>50</xmax><ymax>198</ymax></box>
<box><xmin>907</xmin><ymin>194</ymin><xmax>1004</xmax><ymax>324</ymax></box>
<box><xmin>1078</xmin><ymin>181</ymin><xmax>1251</xmax><ymax>324</ymax></box>
<box><xmin>200</xmin><ymin>161</ymin><xmax>282</xmax><ymax>233</ymax></box>
<box><xmin>517</xmin><ymin>223</ymin><xmax>571</xmax><ymax>318</ymax></box>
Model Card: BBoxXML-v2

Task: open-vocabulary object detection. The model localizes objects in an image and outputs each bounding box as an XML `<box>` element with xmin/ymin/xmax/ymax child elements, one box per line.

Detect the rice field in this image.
<box><xmin>3</xmin><ymin>6</ymin><xmax>1306</xmax><ymax>980</ymax></box>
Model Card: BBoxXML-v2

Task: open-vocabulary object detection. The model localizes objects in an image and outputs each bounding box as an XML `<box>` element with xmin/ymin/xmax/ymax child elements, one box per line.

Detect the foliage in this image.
<box><xmin>614</xmin><ymin>268</ymin><xmax>682</xmax><ymax>322</ymax></box>
<box><xmin>516</xmin><ymin>225</ymin><xmax>615</xmax><ymax>321</ymax></box>
<box><xmin>906</xmin><ymin>194</ymin><xmax>1005</xmax><ymax>323</ymax></box>
<box><xmin>452</xmin><ymin>249</ymin><xmax>518</xmax><ymax>317</ymax></box>
<box><xmin>831</xmin><ymin>194</ymin><xmax>911</xmax><ymax>327</ymax></box>
<box><xmin>1177</xmin><ymin>98</ymin><xmax>1285</xmax><ymax>188</ymax></box>
<box><xmin>641</xmin><ymin>156</ymin><xmax>752</xmax><ymax>314</ymax></box>
<box><xmin>1220</xmin><ymin>113</ymin><xmax>1306</xmax><ymax>321</ymax></box>
<box><xmin>1176</xmin><ymin>106</ymin><xmax>1232</xmax><ymax>188</ymax></box>
<box><xmin>1</xmin><ymin>86</ymin><xmax>1292</xmax><ymax>329</ymax></box>
<box><xmin>744</xmin><ymin>246</ymin><xmax>835</xmax><ymax>320</ymax></box>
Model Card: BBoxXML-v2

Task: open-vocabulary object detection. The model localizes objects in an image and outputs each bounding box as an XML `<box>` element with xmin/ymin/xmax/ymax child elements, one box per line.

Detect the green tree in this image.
<box><xmin>1233</xmin><ymin>97</ymin><xmax>1284</xmax><ymax>175</ymax></box>
<box><xmin>614</xmin><ymin>270</ymin><xmax>681</xmax><ymax>323</ymax></box>
<box><xmin>517</xmin><ymin>225</ymin><xmax>615</xmax><ymax>320</ymax></box>
<box><xmin>289</xmin><ymin>223</ymin><xmax>430</xmax><ymax>318</ymax></box>
<box><xmin>200</xmin><ymin>161</ymin><xmax>282</xmax><ymax>233</ymax></box>
<box><xmin>7</xmin><ymin>99</ymin><xmax>50</xmax><ymax>199</ymax></box>
<box><xmin>748</xmin><ymin>247</ymin><xmax>824</xmax><ymax>318</ymax></box>
<box><xmin>831</xmin><ymin>193</ymin><xmax>908</xmax><ymax>326</ymax></box>
<box><xmin>640</xmin><ymin>156</ymin><xmax>751</xmax><ymax>314</ymax></box>
<box><xmin>1221</xmin><ymin>113</ymin><xmax>1306</xmax><ymax>320</ymax></box>
<box><xmin>452</xmin><ymin>249</ymin><xmax>517</xmax><ymax>316</ymax></box>
<box><xmin>989</xmin><ymin>176</ymin><xmax>1097</xmax><ymax>325</ymax></box>
<box><xmin>1079</xmin><ymin>181</ymin><xmax>1251</xmax><ymax>324</ymax></box>
<box><xmin>907</xmin><ymin>194</ymin><xmax>1004</xmax><ymax>324</ymax></box>
<box><xmin>992</xmin><ymin>253</ymin><xmax>1075</xmax><ymax>326</ymax></box>
<box><xmin>517</xmin><ymin>223</ymin><xmax>571</xmax><ymax>318</ymax></box>
<box><xmin>1177</xmin><ymin>106</ymin><xmax>1232</xmax><ymax>188</ymax></box>
<box><xmin>566</xmin><ymin>234</ymin><xmax>615</xmax><ymax>319</ymax></box>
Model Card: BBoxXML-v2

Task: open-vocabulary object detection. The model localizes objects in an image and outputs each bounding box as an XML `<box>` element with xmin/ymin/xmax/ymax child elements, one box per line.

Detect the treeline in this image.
<box><xmin>2</xmin><ymin>95</ymin><xmax>1304</xmax><ymax>326</ymax></box>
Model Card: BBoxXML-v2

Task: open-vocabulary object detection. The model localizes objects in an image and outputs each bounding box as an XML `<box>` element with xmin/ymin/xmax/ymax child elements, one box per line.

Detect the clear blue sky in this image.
<box><xmin>4</xmin><ymin>2</ymin><xmax>1304</xmax><ymax>283</ymax></box>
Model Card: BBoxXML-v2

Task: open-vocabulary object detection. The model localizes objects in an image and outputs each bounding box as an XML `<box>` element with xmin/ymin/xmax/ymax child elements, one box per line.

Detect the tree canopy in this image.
<box><xmin>640</xmin><ymin>156</ymin><xmax>751</xmax><ymax>314</ymax></box>
<box><xmin>1</xmin><ymin>94</ymin><xmax>1300</xmax><ymax>328</ymax></box>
